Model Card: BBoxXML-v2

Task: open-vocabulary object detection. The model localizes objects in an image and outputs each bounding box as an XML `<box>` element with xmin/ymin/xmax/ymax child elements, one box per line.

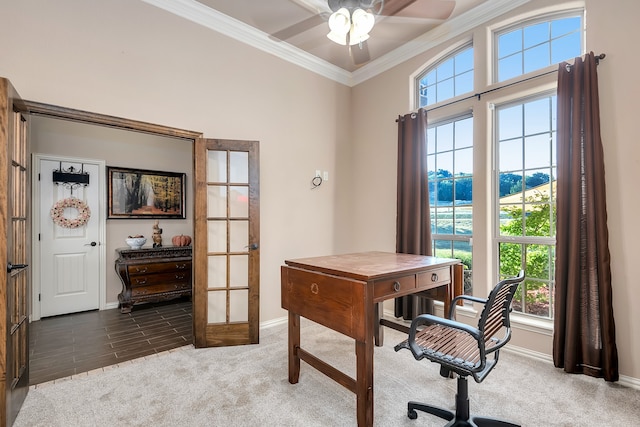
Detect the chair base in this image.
<box><xmin>406</xmin><ymin>377</ymin><xmax>520</xmax><ymax>427</ymax></box>
<box><xmin>407</xmin><ymin>402</ymin><xmax>520</xmax><ymax>427</ymax></box>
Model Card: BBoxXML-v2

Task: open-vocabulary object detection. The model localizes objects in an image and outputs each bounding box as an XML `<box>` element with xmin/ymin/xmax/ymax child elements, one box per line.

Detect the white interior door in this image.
<box><xmin>37</xmin><ymin>156</ymin><xmax>102</xmax><ymax>317</ymax></box>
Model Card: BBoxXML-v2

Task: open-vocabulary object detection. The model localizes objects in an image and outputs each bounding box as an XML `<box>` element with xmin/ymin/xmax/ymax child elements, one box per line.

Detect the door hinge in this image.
<box><xmin>38</xmin><ymin>294</ymin><xmax>41</xmax><ymax>302</ymax></box>
<box><xmin>38</xmin><ymin>173</ymin><xmax>41</xmax><ymax>181</ymax></box>
<box><xmin>38</xmin><ymin>233</ymin><xmax>41</xmax><ymax>241</ymax></box>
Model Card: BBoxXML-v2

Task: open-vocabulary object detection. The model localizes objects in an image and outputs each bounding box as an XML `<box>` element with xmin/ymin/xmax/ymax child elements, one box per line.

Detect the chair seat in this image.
<box><xmin>402</xmin><ymin>324</ymin><xmax>483</xmax><ymax>371</ymax></box>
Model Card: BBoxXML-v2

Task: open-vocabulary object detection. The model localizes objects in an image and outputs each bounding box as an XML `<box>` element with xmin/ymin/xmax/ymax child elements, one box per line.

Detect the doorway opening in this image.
<box><xmin>27</xmin><ymin>107</ymin><xmax>198</xmax><ymax>384</ymax></box>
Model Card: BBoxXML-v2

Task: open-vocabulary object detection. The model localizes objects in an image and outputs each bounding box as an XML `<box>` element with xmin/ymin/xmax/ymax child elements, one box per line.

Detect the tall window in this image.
<box><xmin>417</xmin><ymin>45</ymin><xmax>474</xmax><ymax>107</ymax></box>
<box><xmin>496</xmin><ymin>14</ymin><xmax>583</xmax><ymax>82</ymax></box>
<box><xmin>492</xmin><ymin>12</ymin><xmax>582</xmax><ymax>319</ymax></box>
<box><xmin>427</xmin><ymin>115</ymin><xmax>473</xmax><ymax>294</ymax></box>
<box><xmin>495</xmin><ymin>94</ymin><xmax>556</xmax><ymax>318</ymax></box>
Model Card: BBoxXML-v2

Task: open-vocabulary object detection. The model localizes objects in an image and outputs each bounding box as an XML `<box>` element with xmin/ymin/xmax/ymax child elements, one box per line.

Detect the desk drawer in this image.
<box><xmin>128</xmin><ymin>261</ymin><xmax>191</xmax><ymax>276</ymax></box>
<box><xmin>417</xmin><ymin>267</ymin><xmax>450</xmax><ymax>291</ymax></box>
<box><xmin>373</xmin><ymin>275</ymin><xmax>415</xmax><ymax>300</ymax></box>
<box><xmin>281</xmin><ymin>266</ymin><xmax>366</xmax><ymax>341</ymax></box>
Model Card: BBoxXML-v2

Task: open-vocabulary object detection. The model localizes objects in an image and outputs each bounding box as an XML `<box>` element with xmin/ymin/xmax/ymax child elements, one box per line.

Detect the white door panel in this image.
<box><xmin>38</xmin><ymin>157</ymin><xmax>102</xmax><ymax>317</ymax></box>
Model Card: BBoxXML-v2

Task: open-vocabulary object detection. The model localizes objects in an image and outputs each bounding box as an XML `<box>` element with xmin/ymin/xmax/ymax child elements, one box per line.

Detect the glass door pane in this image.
<box><xmin>206</xmin><ymin>149</ymin><xmax>251</xmax><ymax>324</ymax></box>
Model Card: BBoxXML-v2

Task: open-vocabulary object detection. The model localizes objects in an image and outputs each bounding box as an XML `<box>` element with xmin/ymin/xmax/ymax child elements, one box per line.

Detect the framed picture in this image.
<box><xmin>107</xmin><ymin>166</ymin><xmax>186</xmax><ymax>219</ymax></box>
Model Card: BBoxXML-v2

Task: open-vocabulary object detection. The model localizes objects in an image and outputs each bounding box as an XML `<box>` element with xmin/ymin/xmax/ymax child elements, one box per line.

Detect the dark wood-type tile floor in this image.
<box><xmin>29</xmin><ymin>298</ymin><xmax>193</xmax><ymax>385</ymax></box>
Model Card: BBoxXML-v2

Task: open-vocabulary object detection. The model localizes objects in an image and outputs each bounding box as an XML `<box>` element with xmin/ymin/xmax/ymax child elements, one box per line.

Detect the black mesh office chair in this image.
<box><xmin>395</xmin><ymin>270</ymin><xmax>525</xmax><ymax>427</ymax></box>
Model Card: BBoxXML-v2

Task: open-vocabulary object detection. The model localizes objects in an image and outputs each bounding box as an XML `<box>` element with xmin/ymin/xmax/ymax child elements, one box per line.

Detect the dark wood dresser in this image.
<box><xmin>115</xmin><ymin>246</ymin><xmax>192</xmax><ymax>313</ymax></box>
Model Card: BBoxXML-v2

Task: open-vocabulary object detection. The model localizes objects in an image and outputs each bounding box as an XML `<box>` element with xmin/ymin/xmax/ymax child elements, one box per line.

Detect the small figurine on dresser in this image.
<box><xmin>152</xmin><ymin>220</ymin><xmax>163</xmax><ymax>247</ymax></box>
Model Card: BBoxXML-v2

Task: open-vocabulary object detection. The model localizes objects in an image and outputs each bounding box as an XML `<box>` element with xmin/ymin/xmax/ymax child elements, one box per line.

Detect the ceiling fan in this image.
<box><xmin>270</xmin><ymin>0</ymin><xmax>456</xmax><ymax>65</ymax></box>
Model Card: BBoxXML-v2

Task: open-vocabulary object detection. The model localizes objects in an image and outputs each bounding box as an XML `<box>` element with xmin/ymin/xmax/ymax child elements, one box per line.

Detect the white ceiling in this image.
<box><xmin>141</xmin><ymin>0</ymin><xmax>531</xmax><ymax>86</ymax></box>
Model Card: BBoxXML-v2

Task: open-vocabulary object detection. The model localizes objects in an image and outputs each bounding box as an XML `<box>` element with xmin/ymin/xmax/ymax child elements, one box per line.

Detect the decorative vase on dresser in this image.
<box><xmin>114</xmin><ymin>245</ymin><xmax>192</xmax><ymax>313</ymax></box>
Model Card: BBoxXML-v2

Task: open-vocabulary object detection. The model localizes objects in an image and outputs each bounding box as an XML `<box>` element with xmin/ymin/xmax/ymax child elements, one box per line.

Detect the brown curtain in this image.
<box><xmin>394</xmin><ymin>108</ymin><xmax>433</xmax><ymax>320</ymax></box>
<box><xmin>553</xmin><ymin>52</ymin><xmax>618</xmax><ymax>381</ymax></box>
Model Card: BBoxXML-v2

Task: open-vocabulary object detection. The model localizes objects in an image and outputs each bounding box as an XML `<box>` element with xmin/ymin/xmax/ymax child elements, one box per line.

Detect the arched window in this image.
<box><xmin>416</xmin><ymin>45</ymin><xmax>474</xmax><ymax>108</ymax></box>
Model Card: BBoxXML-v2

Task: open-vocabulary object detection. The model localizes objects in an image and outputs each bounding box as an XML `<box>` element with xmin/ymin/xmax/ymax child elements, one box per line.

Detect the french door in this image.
<box><xmin>1</xmin><ymin>78</ymin><xmax>30</xmax><ymax>426</ymax></box>
<box><xmin>193</xmin><ymin>138</ymin><xmax>260</xmax><ymax>347</ymax></box>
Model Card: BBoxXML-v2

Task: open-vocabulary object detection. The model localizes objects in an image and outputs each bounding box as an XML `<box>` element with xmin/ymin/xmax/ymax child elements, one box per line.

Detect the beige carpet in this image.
<box><xmin>15</xmin><ymin>319</ymin><xmax>640</xmax><ymax>426</ymax></box>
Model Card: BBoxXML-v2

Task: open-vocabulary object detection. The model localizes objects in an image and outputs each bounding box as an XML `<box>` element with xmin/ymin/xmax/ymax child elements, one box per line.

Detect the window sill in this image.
<box><xmin>510</xmin><ymin>313</ymin><xmax>553</xmax><ymax>336</ymax></box>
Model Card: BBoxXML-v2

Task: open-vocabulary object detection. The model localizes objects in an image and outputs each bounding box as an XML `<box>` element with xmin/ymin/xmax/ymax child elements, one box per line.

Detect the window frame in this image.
<box><xmin>406</xmin><ymin>7</ymin><xmax>585</xmax><ymax>322</ymax></box>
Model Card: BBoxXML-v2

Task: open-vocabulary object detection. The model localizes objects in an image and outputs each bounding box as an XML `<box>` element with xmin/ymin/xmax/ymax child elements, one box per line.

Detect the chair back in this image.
<box><xmin>477</xmin><ymin>270</ymin><xmax>525</xmax><ymax>352</ymax></box>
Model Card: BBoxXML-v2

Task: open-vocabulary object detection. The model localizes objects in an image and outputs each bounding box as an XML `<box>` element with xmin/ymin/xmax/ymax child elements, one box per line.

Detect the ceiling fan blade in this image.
<box><xmin>269</xmin><ymin>14</ymin><xmax>327</xmax><ymax>42</ymax></box>
<box><xmin>392</xmin><ymin>0</ymin><xmax>456</xmax><ymax>20</ymax></box>
<box><xmin>350</xmin><ymin>41</ymin><xmax>371</xmax><ymax>65</ymax></box>
<box><xmin>379</xmin><ymin>0</ymin><xmax>419</xmax><ymax>16</ymax></box>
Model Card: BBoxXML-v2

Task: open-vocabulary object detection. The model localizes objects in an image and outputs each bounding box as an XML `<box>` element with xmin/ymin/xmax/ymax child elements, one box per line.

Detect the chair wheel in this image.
<box><xmin>407</xmin><ymin>409</ymin><xmax>418</xmax><ymax>420</ymax></box>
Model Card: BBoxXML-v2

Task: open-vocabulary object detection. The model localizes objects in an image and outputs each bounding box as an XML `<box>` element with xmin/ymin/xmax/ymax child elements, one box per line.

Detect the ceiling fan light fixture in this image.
<box><xmin>328</xmin><ymin>7</ymin><xmax>351</xmax><ymax>34</ymax></box>
<box><xmin>350</xmin><ymin>8</ymin><xmax>375</xmax><ymax>38</ymax></box>
<box><xmin>327</xmin><ymin>4</ymin><xmax>376</xmax><ymax>47</ymax></box>
<box><xmin>327</xmin><ymin>30</ymin><xmax>348</xmax><ymax>45</ymax></box>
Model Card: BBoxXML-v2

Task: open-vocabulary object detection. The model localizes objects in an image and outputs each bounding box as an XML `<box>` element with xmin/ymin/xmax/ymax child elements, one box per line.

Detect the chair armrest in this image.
<box><xmin>407</xmin><ymin>313</ymin><xmax>481</xmax><ymax>359</ymax></box>
<box><xmin>452</xmin><ymin>295</ymin><xmax>487</xmax><ymax>305</ymax></box>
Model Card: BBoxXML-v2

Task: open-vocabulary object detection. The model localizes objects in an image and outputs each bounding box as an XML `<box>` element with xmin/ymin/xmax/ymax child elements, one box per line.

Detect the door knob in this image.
<box><xmin>7</xmin><ymin>263</ymin><xmax>28</xmax><ymax>272</ymax></box>
<box><xmin>84</xmin><ymin>241</ymin><xmax>98</xmax><ymax>247</ymax></box>
<box><xmin>247</xmin><ymin>243</ymin><xmax>259</xmax><ymax>251</ymax></box>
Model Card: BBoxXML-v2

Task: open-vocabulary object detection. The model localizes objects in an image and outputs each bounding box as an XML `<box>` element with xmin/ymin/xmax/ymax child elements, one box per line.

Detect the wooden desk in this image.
<box><xmin>281</xmin><ymin>251</ymin><xmax>461</xmax><ymax>427</ymax></box>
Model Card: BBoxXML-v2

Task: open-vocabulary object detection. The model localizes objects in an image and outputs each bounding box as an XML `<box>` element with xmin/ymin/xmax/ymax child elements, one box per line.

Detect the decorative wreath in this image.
<box><xmin>50</xmin><ymin>197</ymin><xmax>91</xmax><ymax>229</ymax></box>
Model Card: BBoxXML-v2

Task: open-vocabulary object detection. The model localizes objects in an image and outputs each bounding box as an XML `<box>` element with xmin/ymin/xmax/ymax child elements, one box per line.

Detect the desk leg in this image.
<box><xmin>288</xmin><ymin>312</ymin><xmax>300</xmax><ymax>384</ymax></box>
<box><xmin>355</xmin><ymin>339</ymin><xmax>374</xmax><ymax>427</ymax></box>
<box><xmin>374</xmin><ymin>302</ymin><xmax>384</xmax><ymax>347</ymax></box>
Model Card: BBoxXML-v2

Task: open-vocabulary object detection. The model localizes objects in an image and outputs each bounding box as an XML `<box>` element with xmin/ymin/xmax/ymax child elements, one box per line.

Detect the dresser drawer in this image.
<box><xmin>373</xmin><ymin>275</ymin><xmax>415</xmax><ymax>300</ymax></box>
<box><xmin>131</xmin><ymin>281</ymin><xmax>192</xmax><ymax>297</ymax></box>
<box><xmin>130</xmin><ymin>271</ymin><xmax>191</xmax><ymax>287</ymax></box>
<box><xmin>127</xmin><ymin>261</ymin><xmax>191</xmax><ymax>276</ymax></box>
<box><xmin>417</xmin><ymin>267</ymin><xmax>451</xmax><ymax>291</ymax></box>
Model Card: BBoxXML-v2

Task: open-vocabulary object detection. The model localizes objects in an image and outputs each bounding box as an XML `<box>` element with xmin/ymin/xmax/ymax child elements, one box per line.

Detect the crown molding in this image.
<box><xmin>142</xmin><ymin>0</ymin><xmax>532</xmax><ymax>87</ymax></box>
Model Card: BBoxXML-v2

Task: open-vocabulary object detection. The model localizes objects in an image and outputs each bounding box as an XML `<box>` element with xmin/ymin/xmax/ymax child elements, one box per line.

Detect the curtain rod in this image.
<box><xmin>398</xmin><ymin>52</ymin><xmax>606</xmax><ymax>119</ymax></box>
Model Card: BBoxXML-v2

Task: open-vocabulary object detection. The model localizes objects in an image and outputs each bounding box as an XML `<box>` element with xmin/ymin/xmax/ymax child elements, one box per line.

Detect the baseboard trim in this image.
<box><xmin>104</xmin><ymin>302</ymin><xmax>119</xmax><ymax>310</ymax></box>
<box><xmin>261</xmin><ymin>316</ymin><xmax>288</xmax><ymax>330</ymax></box>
